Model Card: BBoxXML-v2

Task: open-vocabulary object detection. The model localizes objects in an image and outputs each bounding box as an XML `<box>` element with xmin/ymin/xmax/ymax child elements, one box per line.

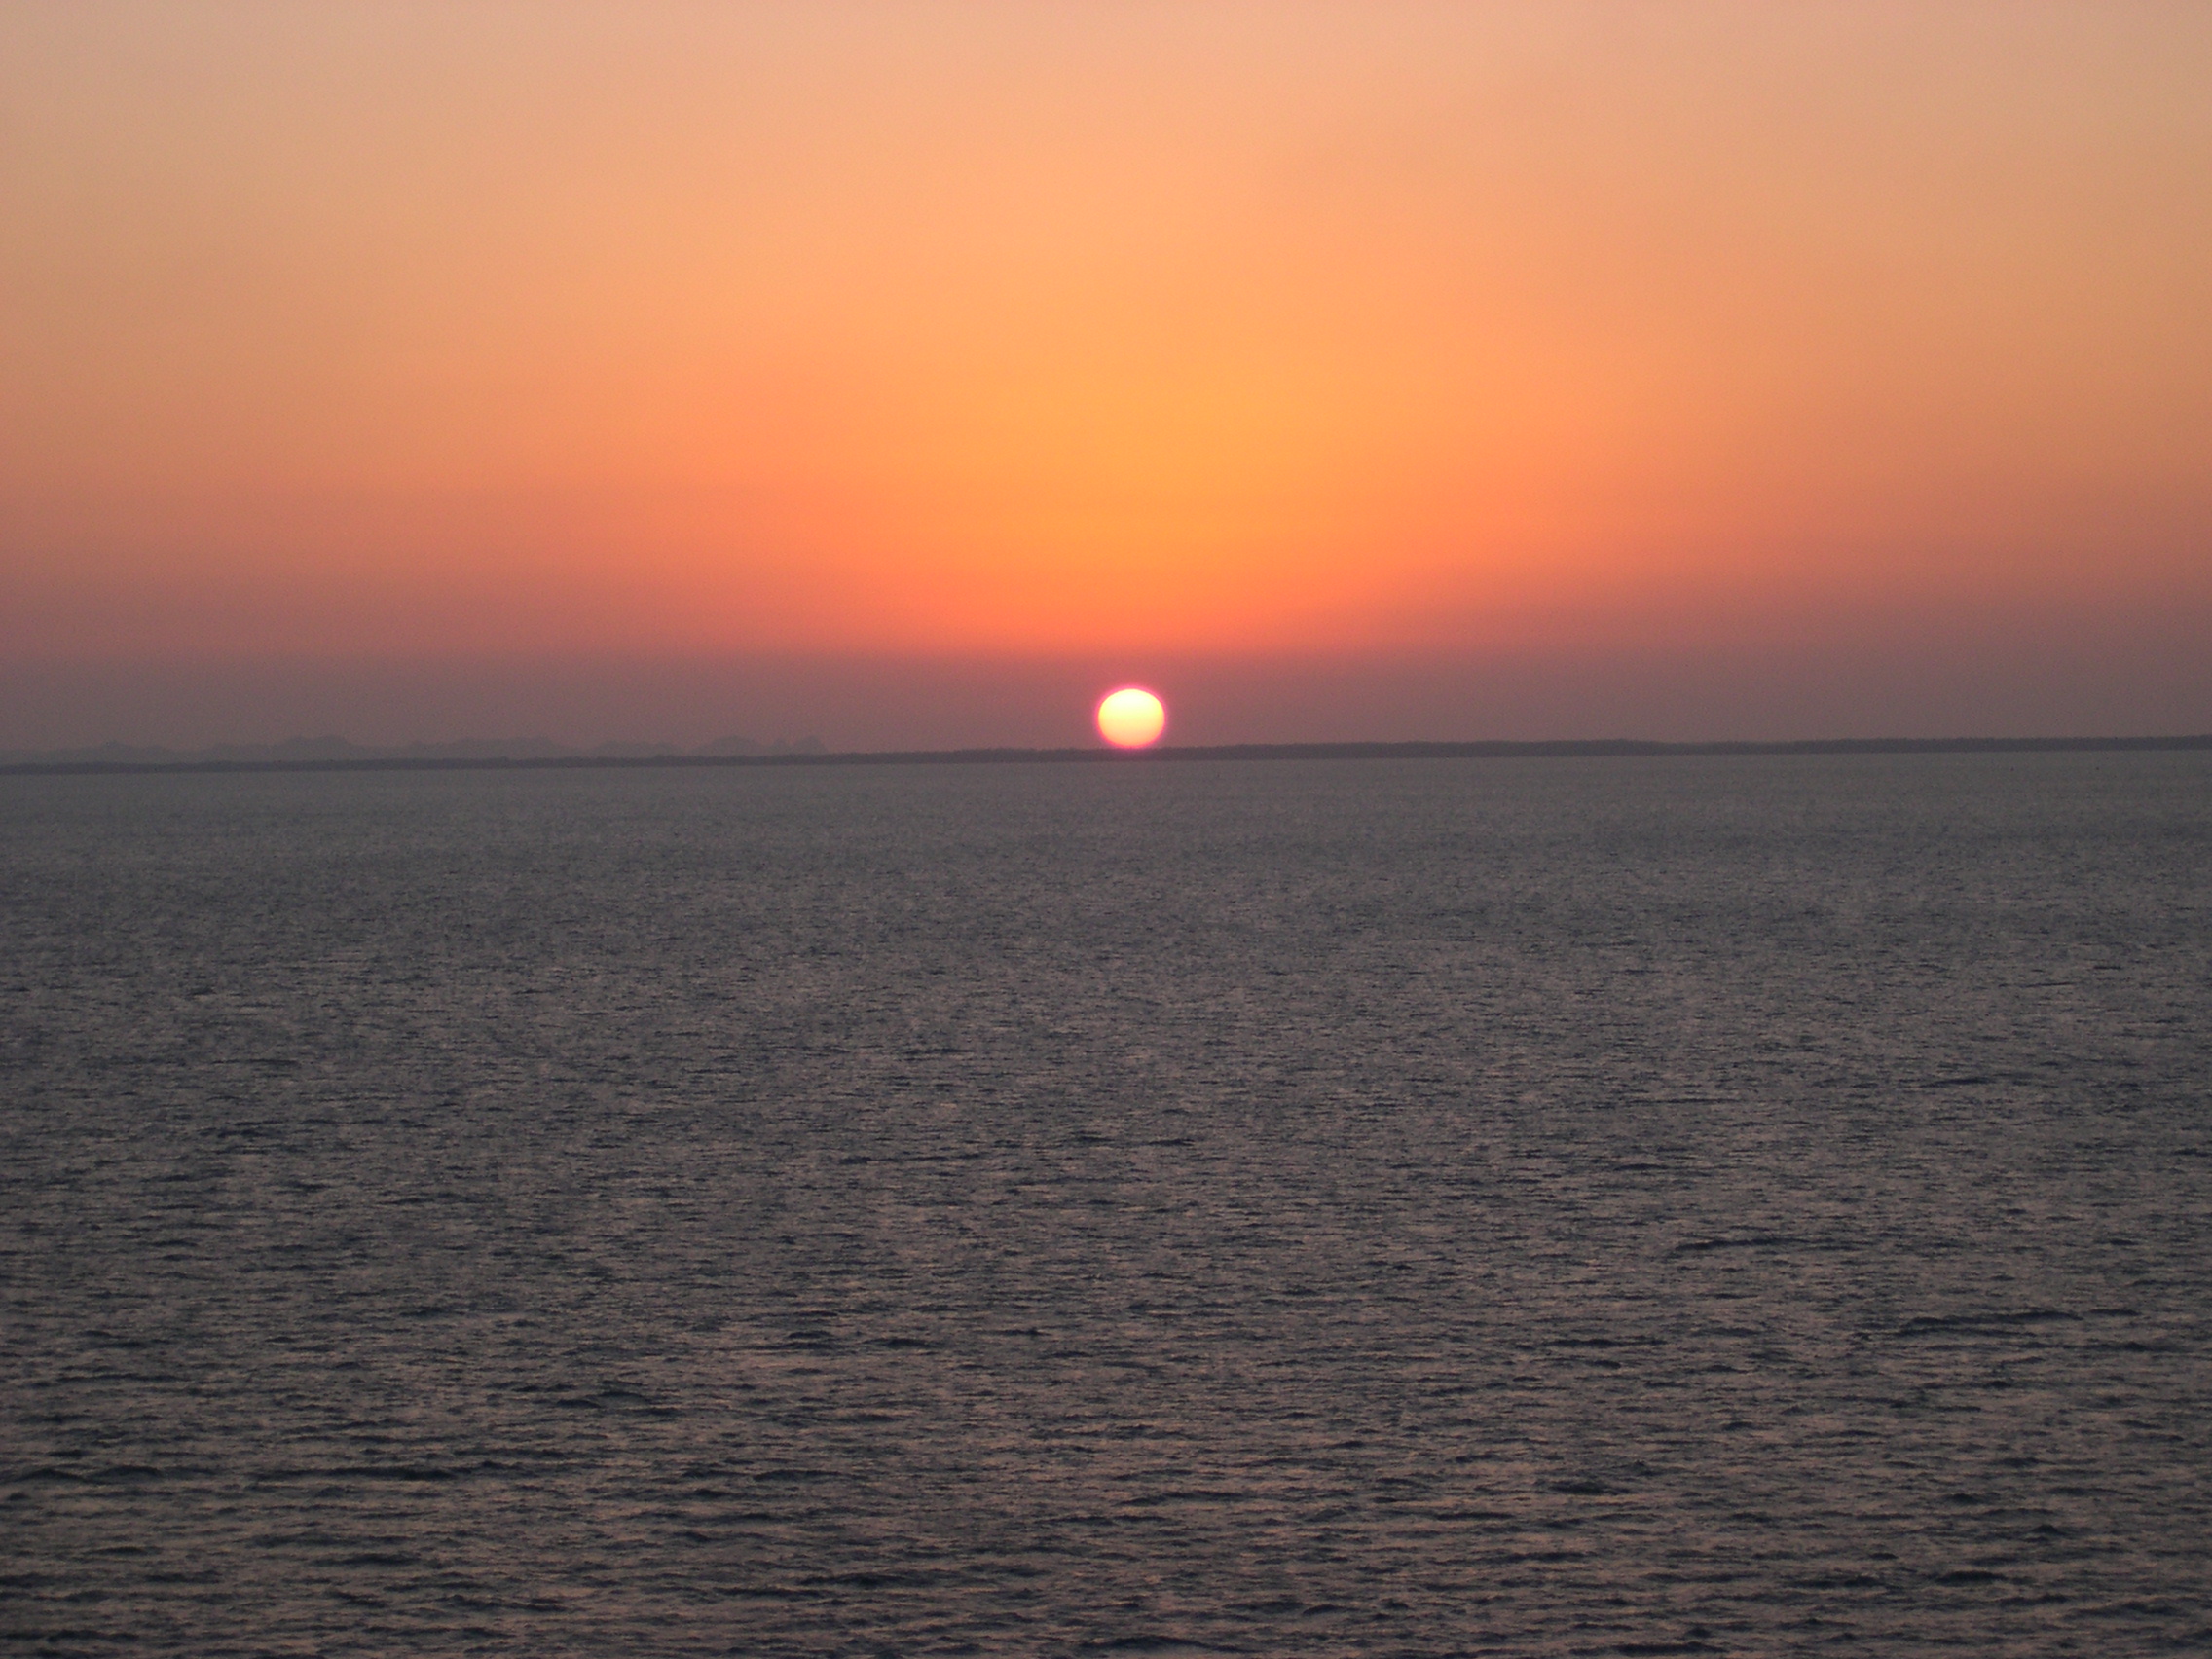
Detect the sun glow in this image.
<box><xmin>1096</xmin><ymin>687</ymin><xmax>1167</xmax><ymax>749</ymax></box>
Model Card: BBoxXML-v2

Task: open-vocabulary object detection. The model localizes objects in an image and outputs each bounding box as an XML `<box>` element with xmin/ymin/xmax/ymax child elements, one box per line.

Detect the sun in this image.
<box><xmin>1096</xmin><ymin>687</ymin><xmax>1167</xmax><ymax>749</ymax></box>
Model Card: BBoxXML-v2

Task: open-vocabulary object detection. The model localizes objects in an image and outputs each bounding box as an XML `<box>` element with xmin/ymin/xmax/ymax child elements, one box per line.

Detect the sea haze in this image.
<box><xmin>3</xmin><ymin>754</ymin><xmax>2207</xmax><ymax>1656</ymax></box>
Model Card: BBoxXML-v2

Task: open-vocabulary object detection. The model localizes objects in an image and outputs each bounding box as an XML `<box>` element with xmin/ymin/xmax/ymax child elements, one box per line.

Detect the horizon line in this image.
<box><xmin>6</xmin><ymin>734</ymin><xmax>2211</xmax><ymax>779</ymax></box>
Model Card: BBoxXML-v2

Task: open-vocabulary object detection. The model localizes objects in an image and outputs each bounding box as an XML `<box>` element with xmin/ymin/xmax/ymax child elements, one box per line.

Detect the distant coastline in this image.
<box><xmin>5</xmin><ymin>734</ymin><xmax>2210</xmax><ymax>777</ymax></box>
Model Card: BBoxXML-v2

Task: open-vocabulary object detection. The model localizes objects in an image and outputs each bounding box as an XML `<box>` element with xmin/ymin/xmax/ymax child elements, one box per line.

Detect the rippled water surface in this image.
<box><xmin>4</xmin><ymin>754</ymin><xmax>2209</xmax><ymax>1656</ymax></box>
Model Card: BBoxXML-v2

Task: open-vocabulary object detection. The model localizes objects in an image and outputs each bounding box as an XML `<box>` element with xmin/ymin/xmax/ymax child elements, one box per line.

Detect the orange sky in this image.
<box><xmin>3</xmin><ymin>3</ymin><xmax>2209</xmax><ymax>744</ymax></box>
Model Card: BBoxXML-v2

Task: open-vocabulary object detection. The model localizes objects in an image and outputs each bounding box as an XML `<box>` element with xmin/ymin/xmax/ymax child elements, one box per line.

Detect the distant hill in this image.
<box><xmin>5</xmin><ymin>734</ymin><xmax>2205</xmax><ymax>776</ymax></box>
<box><xmin>0</xmin><ymin>734</ymin><xmax>829</xmax><ymax>766</ymax></box>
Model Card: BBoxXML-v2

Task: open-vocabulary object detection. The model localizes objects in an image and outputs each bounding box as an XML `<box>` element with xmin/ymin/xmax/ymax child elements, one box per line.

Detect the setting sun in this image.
<box><xmin>1096</xmin><ymin>688</ymin><xmax>1167</xmax><ymax>749</ymax></box>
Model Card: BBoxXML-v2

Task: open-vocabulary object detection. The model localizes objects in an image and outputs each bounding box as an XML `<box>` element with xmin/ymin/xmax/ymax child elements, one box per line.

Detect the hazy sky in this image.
<box><xmin>5</xmin><ymin>2</ymin><xmax>2208</xmax><ymax>747</ymax></box>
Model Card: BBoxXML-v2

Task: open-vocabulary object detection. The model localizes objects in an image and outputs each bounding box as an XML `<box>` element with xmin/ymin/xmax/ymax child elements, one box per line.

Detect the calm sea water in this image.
<box><xmin>4</xmin><ymin>754</ymin><xmax>2208</xmax><ymax>1656</ymax></box>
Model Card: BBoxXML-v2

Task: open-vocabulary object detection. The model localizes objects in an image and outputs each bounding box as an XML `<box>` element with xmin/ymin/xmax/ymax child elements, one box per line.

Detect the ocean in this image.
<box><xmin>4</xmin><ymin>753</ymin><xmax>2207</xmax><ymax>1655</ymax></box>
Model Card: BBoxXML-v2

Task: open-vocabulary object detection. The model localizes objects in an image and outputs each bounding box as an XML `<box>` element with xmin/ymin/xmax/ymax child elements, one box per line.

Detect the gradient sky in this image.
<box><xmin>4</xmin><ymin>2</ymin><xmax>2209</xmax><ymax>747</ymax></box>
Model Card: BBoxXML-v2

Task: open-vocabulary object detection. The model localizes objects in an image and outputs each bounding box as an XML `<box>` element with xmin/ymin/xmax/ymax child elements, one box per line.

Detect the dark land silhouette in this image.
<box><xmin>5</xmin><ymin>734</ymin><xmax>2207</xmax><ymax>776</ymax></box>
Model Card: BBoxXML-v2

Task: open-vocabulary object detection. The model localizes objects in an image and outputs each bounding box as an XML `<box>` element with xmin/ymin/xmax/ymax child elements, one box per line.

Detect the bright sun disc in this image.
<box><xmin>1096</xmin><ymin>687</ymin><xmax>1167</xmax><ymax>749</ymax></box>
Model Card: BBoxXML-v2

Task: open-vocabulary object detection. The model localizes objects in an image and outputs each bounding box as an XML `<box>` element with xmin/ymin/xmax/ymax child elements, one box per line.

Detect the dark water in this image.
<box><xmin>4</xmin><ymin>754</ymin><xmax>2208</xmax><ymax>1656</ymax></box>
